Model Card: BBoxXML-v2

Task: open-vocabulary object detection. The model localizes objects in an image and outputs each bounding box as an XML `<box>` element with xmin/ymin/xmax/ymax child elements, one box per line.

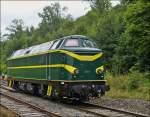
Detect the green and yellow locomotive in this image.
<box><xmin>7</xmin><ymin>35</ymin><xmax>109</xmax><ymax>101</ymax></box>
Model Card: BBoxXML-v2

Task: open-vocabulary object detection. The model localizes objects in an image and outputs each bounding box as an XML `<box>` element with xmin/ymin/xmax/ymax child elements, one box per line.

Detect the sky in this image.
<box><xmin>1</xmin><ymin>1</ymin><xmax>120</xmax><ymax>36</ymax></box>
<box><xmin>1</xmin><ymin>1</ymin><xmax>91</xmax><ymax>36</ymax></box>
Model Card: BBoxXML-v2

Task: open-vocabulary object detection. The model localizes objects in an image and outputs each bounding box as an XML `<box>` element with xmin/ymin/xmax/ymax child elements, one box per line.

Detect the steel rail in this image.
<box><xmin>1</xmin><ymin>85</ymin><xmax>149</xmax><ymax>117</ymax></box>
<box><xmin>0</xmin><ymin>86</ymin><xmax>97</xmax><ymax>117</ymax></box>
<box><xmin>69</xmin><ymin>105</ymin><xmax>109</xmax><ymax>117</ymax></box>
<box><xmin>57</xmin><ymin>101</ymin><xmax>149</xmax><ymax>117</ymax></box>
<box><xmin>80</xmin><ymin>102</ymin><xmax>149</xmax><ymax>117</ymax></box>
<box><xmin>0</xmin><ymin>92</ymin><xmax>61</xmax><ymax>117</ymax></box>
<box><xmin>0</xmin><ymin>86</ymin><xmax>115</xmax><ymax>117</ymax></box>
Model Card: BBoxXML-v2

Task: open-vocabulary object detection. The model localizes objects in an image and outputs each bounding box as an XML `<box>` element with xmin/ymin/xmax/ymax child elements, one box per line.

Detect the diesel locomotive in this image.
<box><xmin>7</xmin><ymin>35</ymin><xmax>109</xmax><ymax>101</ymax></box>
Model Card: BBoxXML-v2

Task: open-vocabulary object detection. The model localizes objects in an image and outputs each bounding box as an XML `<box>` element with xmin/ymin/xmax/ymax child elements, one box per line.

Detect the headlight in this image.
<box><xmin>96</xmin><ymin>69</ymin><xmax>103</xmax><ymax>74</ymax></box>
<box><xmin>74</xmin><ymin>69</ymin><xmax>79</xmax><ymax>74</ymax></box>
<box><xmin>96</xmin><ymin>66</ymin><xmax>104</xmax><ymax>74</ymax></box>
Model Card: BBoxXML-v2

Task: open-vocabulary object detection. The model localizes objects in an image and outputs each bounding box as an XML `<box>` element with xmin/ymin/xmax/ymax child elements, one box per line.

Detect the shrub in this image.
<box><xmin>105</xmin><ymin>71</ymin><xmax>150</xmax><ymax>100</ymax></box>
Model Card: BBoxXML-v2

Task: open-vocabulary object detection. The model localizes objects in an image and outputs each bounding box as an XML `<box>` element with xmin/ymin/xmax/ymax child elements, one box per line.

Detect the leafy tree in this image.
<box><xmin>117</xmin><ymin>0</ymin><xmax>150</xmax><ymax>72</ymax></box>
<box><xmin>1</xmin><ymin>1</ymin><xmax>149</xmax><ymax>75</ymax></box>
<box><xmin>6</xmin><ymin>19</ymin><xmax>24</xmax><ymax>40</ymax></box>
<box><xmin>38</xmin><ymin>3</ymin><xmax>67</xmax><ymax>37</ymax></box>
<box><xmin>89</xmin><ymin>0</ymin><xmax>111</xmax><ymax>13</ymax></box>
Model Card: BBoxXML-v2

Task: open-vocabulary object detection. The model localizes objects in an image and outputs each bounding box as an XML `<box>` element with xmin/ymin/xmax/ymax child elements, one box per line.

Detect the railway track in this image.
<box><xmin>0</xmin><ymin>92</ymin><xmax>61</xmax><ymax>117</ymax></box>
<box><xmin>0</xmin><ymin>86</ymin><xmax>94</xmax><ymax>117</ymax></box>
<box><xmin>72</xmin><ymin>103</ymin><xmax>149</xmax><ymax>117</ymax></box>
<box><xmin>59</xmin><ymin>101</ymin><xmax>149</xmax><ymax>117</ymax></box>
<box><xmin>0</xmin><ymin>84</ymin><xmax>149</xmax><ymax>117</ymax></box>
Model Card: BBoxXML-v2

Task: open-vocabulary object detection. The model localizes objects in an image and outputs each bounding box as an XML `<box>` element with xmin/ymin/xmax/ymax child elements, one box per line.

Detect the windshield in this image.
<box><xmin>62</xmin><ymin>38</ymin><xmax>97</xmax><ymax>48</ymax></box>
<box><xmin>64</xmin><ymin>39</ymin><xmax>79</xmax><ymax>47</ymax></box>
<box><xmin>82</xmin><ymin>39</ymin><xmax>97</xmax><ymax>48</ymax></box>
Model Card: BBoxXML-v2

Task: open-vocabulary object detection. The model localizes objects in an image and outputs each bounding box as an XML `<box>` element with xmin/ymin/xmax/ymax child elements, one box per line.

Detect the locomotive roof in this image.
<box><xmin>9</xmin><ymin>35</ymin><xmax>91</xmax><ymax>59</ymax></box>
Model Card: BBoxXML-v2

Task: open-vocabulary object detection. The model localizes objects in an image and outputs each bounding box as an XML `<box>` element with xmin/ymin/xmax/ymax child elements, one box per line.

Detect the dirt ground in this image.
<box><xmin>0</xmin><ymin>105</ymin><xmax>20</xmax><ymax>117</ymax></box>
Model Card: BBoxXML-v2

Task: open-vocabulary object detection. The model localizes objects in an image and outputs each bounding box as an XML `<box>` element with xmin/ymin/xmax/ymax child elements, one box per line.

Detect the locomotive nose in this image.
<box><xmin>62</xmin><ymin>47</ymin><xmax>102</xmax><ymax>55</ymax></box>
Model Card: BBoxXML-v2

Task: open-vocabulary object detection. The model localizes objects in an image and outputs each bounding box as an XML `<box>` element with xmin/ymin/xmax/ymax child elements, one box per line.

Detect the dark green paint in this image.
<box><xmin>8</xmin><ymin>51</ymin><xmax>105</xmax><ymax>81</ymax></box>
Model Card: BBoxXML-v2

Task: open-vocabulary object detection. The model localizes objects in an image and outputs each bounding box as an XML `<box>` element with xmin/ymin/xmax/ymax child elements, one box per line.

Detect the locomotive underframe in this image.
<box><xmin>7</xmin><ymin>77</ymin><xmax>109</xmax><ymax>101</ymax></box>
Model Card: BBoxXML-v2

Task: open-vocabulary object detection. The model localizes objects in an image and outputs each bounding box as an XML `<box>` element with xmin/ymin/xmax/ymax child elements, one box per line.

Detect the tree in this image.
<box><xmin>38</xmin><ymin>3</ymin><xmax>67</xmax><ymax>36</ymax></box>
<box><xmin>117</xmin><ymin>0</ymin><xmax>150</xmax><ymax>72</ymax></box>
<box><xmin>6</xmin><ymin>19</ymin><xmax>24</xmax><ymax>40</ymax></box>
<box><xmin>1</xmin><ymin>1</ymin><xmax>149</xmax><ymax>75</ymax></box>
<box><xmin>89</xmin><ymin>0</ymin><xmax>111</xmax><ymax>13</ymax></box>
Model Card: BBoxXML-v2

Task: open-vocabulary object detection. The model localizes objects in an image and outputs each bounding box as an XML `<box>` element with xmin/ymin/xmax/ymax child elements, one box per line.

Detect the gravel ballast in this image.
<box><xmin>1</xmin><ymin>85</ymin><xmax>149</xmax><ymax>116</ymax></box>
<box><xmin>1</xmin><ymin>88</ymin><xmax>95</xmax><ymax>117</ymax></box>
<box><xmin>90</xmin><ymin>97</ymin><xmax>150</xmax><ymax>116</ymax></box>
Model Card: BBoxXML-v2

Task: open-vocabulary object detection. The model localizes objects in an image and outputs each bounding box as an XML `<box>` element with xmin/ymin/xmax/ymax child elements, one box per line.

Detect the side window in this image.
<box><xmin>51</xmin><ymin>40</ymin><xmax>60</xmax><ymax>49</ymax></box>
<box><xmin>48</xmin><ymin>41</ymin><xmax>54</xmax><ymax>49</ymax></box>
<box><xmin>56</xmin><ymin>39</ymin><xmax>64</xmax><ymax>48</ymax></box>
<box><xmin>25</xmin><ymin>50</ymin><xmax>31</xmax><ymax>54</ymax></box>
<box><xmin>82</xmin><ymin>39</ymin><xmax>97</xmax><ymax>48</ymax></box>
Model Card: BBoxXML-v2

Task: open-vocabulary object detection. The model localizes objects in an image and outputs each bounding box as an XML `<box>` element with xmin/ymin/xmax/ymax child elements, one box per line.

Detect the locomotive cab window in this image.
<box><xmin>82</xmin><ymin>39</ymin><xmax>97</xmax><ymax>48</ymax></box>
<box><xmin>51</xmin><ymin>40</ymin><xmax>60</xmax><ymax>49</ymax></box>
<box><xmin>63</xmin><ymin>39</ymin><xmax>79</xmax><ymax>47</ymax></box>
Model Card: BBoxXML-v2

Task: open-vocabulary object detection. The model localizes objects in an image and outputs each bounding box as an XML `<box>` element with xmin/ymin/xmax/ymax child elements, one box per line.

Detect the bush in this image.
<box><xmin>105</xmin><ymin>71</ymin><xmax>150</xmax><ymax>100</ymax></box>
<box><xmin>128</xmin><ymin>79</ymin><xmax>140</xmax><ymax>90</ymax></box>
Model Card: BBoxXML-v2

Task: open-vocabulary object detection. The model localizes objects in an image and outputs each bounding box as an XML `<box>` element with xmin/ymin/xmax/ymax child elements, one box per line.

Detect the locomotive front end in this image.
<box><xmin>58</xmin><ymin>35</ymin><xmax>110</xmax><ymax>101</ymax></box>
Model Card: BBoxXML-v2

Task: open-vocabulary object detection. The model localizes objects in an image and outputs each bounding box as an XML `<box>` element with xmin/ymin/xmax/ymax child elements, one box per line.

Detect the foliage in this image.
<box><xmin>105</xmin><ymin>71</ymin><xmax>150</xmax><ymax>100</ymax></box>
<box><xmin>38</xmin><ymin>3</ymin><xmax>67</xmax><ymax>37</ymax></box>
<box><xmin>6</xmin><ymin>19</ymin><xmax>25</xmax><ymax>40</ymax></box>
<box><xmin>116</xmin><ymin>0</ymin><xmax>150</xmax><ymax>73</ymax></box>
<box><xmin>1</xmin><ymin>1</ymin><xmax>150</xmax><ymax>76</ymax></box>
<box><xmin>89</xmin><ymin>0</ymin><xmax>111</xmax><ymax>13</ymax></box>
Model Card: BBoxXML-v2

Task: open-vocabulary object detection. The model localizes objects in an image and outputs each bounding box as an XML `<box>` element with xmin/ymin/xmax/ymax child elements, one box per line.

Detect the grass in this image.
<box><xmin>104</xmin><ymin>71</ymin><xmax>150</xmax><ymax>101</ymax></box>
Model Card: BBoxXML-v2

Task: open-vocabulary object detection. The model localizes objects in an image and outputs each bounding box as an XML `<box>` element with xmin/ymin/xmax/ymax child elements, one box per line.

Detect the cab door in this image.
<box><xmin>46</xmin><ymin>53</ymin><xmax>51</xmax><ymax>81</ymax></box>
<box><xmin>47</xmin><ymin>40</ymin><xmax>63</xmax><ymax>81</ymax></box>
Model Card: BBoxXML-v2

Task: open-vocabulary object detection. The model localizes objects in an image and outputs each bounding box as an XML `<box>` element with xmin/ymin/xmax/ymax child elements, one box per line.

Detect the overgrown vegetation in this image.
<box><xmin>105</xmin><ymin>71</ymin><xmax>150</xmax><ymax>100</ymax></box>
<box><xmin>0</xmin><ymin>0</ymin><xmax>150</xmax><ymax>100</ymax></box>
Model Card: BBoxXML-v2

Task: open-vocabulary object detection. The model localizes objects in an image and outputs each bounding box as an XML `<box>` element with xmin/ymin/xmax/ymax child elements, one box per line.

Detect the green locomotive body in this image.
<box><xmin>7</xmin><ymin>35</ymin><xmax>109</xmax><ymax>101</ymax></box>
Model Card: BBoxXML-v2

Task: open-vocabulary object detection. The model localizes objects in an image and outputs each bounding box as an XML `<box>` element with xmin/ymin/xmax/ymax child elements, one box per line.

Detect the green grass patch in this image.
<box><xmin>104</xmin><ymin>71</ymin><xmax>150</xmax><ymax>100</ymax></box>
